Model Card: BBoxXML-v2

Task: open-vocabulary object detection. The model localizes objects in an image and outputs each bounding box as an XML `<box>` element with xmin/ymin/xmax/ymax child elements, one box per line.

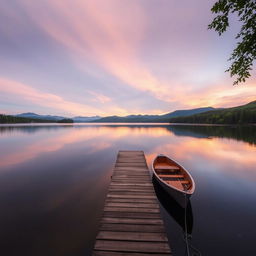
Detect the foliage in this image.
<box><xmin>170</xmin><ymin>100</ymin><xmax>256</xmax><ymax>124</ymax></box>
<box><xmin>0</xmin><ymin>114</ymin><xmax>54</xmax><ymax>123</ymax></box>
<box><xmin>57</xmin><ymin>118</ymin><xmax>74</xmax><ymax>123</ymax></box>
<box><xmin>208</xmin><ymin>0</ymin><xmax>256</xmax><ymax>84</ymax></box>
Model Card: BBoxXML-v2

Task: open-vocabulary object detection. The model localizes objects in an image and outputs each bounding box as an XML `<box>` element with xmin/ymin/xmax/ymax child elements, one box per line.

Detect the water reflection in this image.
<box><xmin>0</xmin><ymin>124</ymin><xmax>255</xmax><ymax>256</ymax></box>
<box><xmin>153</xmin><ymin>176</ymin><xmax>193</xmax><ymax>234</ymax></box>
<box><xmin>167</xmin><ymin>124</ymin><xmax>256</xmax><ymax>146</ymax></box>
<box><xmin>153</xmin><ymin>176</ymin><xmax>203</xmax><ymax>256</ymax></box>
<box><xmin>0</xmin><ymin>124</ymin><xmax>74</xmax><ymax>134</ymax></box>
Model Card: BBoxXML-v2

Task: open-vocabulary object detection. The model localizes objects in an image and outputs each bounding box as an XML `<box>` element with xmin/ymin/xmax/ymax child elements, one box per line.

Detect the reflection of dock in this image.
<box><xmin>93</xmin><ymin>150</ymin><xmax>172</xmax><ymax>255</ymax></box>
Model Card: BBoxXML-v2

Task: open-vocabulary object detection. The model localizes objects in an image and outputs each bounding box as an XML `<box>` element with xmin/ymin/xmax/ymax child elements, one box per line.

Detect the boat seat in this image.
<box><xmin>158</xmin><ymin>174</ymin><xmax>184</xmax><ymax>178</ymax></box>
<box><xmin>155</xmin><ymin>165</ymin><xmax>180</xmax><ymax>170</ymax></box>
<box><xmin>181</xmin><ymin>180</ymin><xmax>190</xmax><ymax>184</ymax></box>
<box><xmin>166</xmin><ymin>180</ymin><xmax>184</xmax><ymax>190</ymax></box>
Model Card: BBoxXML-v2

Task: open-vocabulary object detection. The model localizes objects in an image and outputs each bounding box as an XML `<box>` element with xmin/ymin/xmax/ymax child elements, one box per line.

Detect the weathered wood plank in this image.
<box><xmin>107</xmin><ymin>194</ymin><xmax>156</xmax><ymax>199</ymax></box>
<box><xmin>112</xmin><ymin>174</ymin><xmax>150</xmax><ymax>178</ymax></box>
<box><xmin>106</xmin><ymin>198</ymin><xmax>158</xmax><ymax>204</ymax></box>
<box><xmin>114</xmin><ymin>167</ymin><xmax>149</xmax><ymax>171</ymax></box>
<box><xmin>116</xmin><ymin>160</ymin><xmax>146</xmax><ymax>163</ymax></box>
<box><xmin>117</xmin><ymin>159</ymin><xmax>146</xmax><ymax>163</ymax></box>
<box><xmin>108</xmin><ymin>189</ymin><xmax>155</xmax><ymax>194</ymax></box>
<box><xmin>105</xmin><ymin>202</ymin><xmax>159</xmax><ymax>209</ymax></box>
<box><xmin>103</xmin><ymin>211</ymin><xmax>161</xmax><ymax>219</ymax></box>
<box><xmin>93</xmin><ymin>251</ymin><xmax>171</xmax><ymax>256</ymax></box>
<box><xmin>117</xmin><ymin>154</ymin><xmax>145</xmax><ymax>157</ymax></box>
<box><xmin>109</xmin><ymin>189</ymin><xmax>154</xmax><ymax>194</ymax></box>
<box><xmin>94</xmin><ymin>240</ymin><xmax>171</xmax><ymax>253</ymax></box>
<box><xmin>104</xmin><ymin>206</ymin><xmax>160</xmax><ymax>214</ymax></box>
<box><xmin>110</xmin><ymin>183</ymin><xmax>153</xmax><ymax>187</ymax></box>
<box><xmin>96</xmin><ymin>231</ymin><xmax>168</xmax><ymax>242</ymax></box>
<box><xmin>101</xmin><ymin>217</ymin><xmax>164</xmax><ymax>225</ymax></box>
<box><xmin>110</xmin><ymin>184</ymin><xmax>153</xmax><ymax>188</ymax></box>
<box><xmin>115</xmin><ymin>164</ymin><xmax>147</xmax><ymax>167</ymax></box>
<box><xmin>100</xmin><ymin>223</ymin><xmax>166</xmax><ymax>233</ymax></box>
<box><xmin>108</xmin><ymin>189</ymin><xmax>155</xmax><ymax>195</ymax></box>
<box><xmin>111</xmin><ymin>181</ymin><xmax>152</xmax><ymax>185</ymax></box>
<box><xmin>112</xmin><ymin>173</ymin><xmax>149</xmax><ymax>177</ymax></box>
<box><xmin>109</xmin><ymin>187</ymin><xmax>154</xmax><ymax>192</ymax></box>
<box><xmin>109</xmin><ymin>184</ymin><xmax>153</xmax><ymax>188</ymax></box>
<box><xmin>111</xmin><ymin>177</ymin><xmax>151</xmax><ymax>182</ymax></box>
<box><xmin>111</xmin><ymin>179</ymin><xmax>152</xmax><ymax>183</ymax></box>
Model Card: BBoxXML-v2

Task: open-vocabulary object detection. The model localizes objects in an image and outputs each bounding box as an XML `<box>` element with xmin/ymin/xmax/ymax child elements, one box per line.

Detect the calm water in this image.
<box><xmin>0</xmin><ymin>124</ymin><xmax>256</xmax><ymax>256</ymax></box>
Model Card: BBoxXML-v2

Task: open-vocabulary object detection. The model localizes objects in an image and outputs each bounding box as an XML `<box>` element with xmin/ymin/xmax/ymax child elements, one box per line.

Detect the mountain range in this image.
<box><xmin>93</xmin><ymin>107</ymin><xmax>216</xmax><ymax>122</ymax></box>
<box><xmin>169</xmin><ymin>100</ymin><xmax>256</xmax><ymax>124</ymax></box>
<box><xmin>2</xmin><ymin>101</ymin><xmax>255</xmax><ymax>124</ymax></box>
<box><xmin>15</xmin><ymin>107</ymin><xmax>216</xmax><ymax>123</ymax></box>
<box><xmin>15</xmin><ymin>113</ymin><xmax>101</xmax><ymax>122</ymax></box>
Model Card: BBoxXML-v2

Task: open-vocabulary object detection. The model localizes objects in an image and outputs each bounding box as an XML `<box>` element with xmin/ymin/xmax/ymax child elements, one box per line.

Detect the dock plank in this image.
<box><xmin>105</xmin><ymin>202</ymin><xmax>159</xmax><ymax>209</ymax></box>
<box><xmin>104</xmin><ymin>206</ymin><xmax>160</xmax><ymax>214</ymax></box>
<box><xmin>93</xmin><ymin>150</ymin><xmax>171</xmax><ymax>255</ymax></box>
<box><xmin>106</xmin><ymin>198</ymin><xmax>158</xmax><ymax>204</ymax></box>
<box><xmin>94</xmin><ymin>240</ymin><xmax>171</xmax><ymax>254</ymax></box>
<box><xmin>96</xmin><ymin>231</ymin><xmax>168</xmax><ymax>242</ymax></box>
<box><xmin>100</xmin><ymin>223</ymin><xmax>165</xmax><ymax>233</ymax></box>
<box><xmin>94</xmin><ymin>252</ymin><xmax>171</xmax><ymax>256</ymax></box>
<box><xmin>101</xmin><ymin>217</ymin><xmax>164</xmax><ymax>225</ymax></box>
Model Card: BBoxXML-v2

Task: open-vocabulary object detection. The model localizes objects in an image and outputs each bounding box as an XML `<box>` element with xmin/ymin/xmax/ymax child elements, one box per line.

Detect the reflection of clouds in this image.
<box><xmin>0</xmin><ymin>126</ymin><xmax>171</xmax><ymax>168</ymax></box>
<box><xmin>1</xmin><ymin>126</ymin><xmax>256</xmax><ymax>183</ymax></box>
<box><xmin>0</xmin><ymin>127</ymin><xmax>112</xmax><ymax>168</ymax></box>
<box><xmin>146</xmin><ymin>136</ymin><xmax>256</xmax><ymax>181</ymax></box>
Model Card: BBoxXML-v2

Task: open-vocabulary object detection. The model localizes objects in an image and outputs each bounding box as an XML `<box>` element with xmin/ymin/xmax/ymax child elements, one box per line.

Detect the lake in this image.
<box><xmin>0</xmin><ymin>123</ymin><xmax>255</xmax><ymax>256</ymax></box>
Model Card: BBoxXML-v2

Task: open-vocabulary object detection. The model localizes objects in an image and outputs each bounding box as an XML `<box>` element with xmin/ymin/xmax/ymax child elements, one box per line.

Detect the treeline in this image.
<box><xmin>0</xmin><ymin>114</ymin><xmax>73</xmax><ymax>124</ymax></box>
<box><xmin>57</xmin><ymin>118</ymin><xmax>73</xmax><ymax>123</ymax></box>
<box><xmin>170</xmin><ymin>101</ymin><xmax>256</xmax><ymax>124</ymax></box>
<box><xmin>167</xmin><ymin>125</ymin><xmax>256</xmax><ymax>146</ymax></box>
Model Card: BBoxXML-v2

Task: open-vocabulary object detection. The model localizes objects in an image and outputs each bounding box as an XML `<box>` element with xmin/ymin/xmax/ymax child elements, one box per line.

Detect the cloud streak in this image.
<box><xmin>0</xmin><ymin>0</ymin><xmax>255</xmax><ymax>115</ymax></box>
<box><xmin>0</xmin><ymin>77</ymin><xmax>125</xmax><ymax>116</ymax></box>
<box><xmin>19</xmin><ymin>0</ymin><xmax>175</xmax><ymax>102</ymax></box>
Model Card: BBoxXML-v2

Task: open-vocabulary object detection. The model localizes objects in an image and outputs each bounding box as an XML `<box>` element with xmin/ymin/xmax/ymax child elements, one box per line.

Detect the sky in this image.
<box><xmin>0</xmin><ymin>0</ymin><xmax>255</xmax><ymax>117</ymax></box>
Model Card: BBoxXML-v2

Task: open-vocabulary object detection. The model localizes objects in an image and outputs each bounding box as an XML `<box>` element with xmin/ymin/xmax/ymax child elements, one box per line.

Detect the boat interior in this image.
<box><xmin>153</xmin><ymin>155</ymin><xmax>192</xmax><ymax>192</ymax></box>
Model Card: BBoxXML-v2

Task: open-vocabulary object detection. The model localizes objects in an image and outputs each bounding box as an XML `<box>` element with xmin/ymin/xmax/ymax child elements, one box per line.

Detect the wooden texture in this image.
<box><xmin>92</xmin><ymin>151</ymin><xmax>172</xmax><ymax>255</ymax></box>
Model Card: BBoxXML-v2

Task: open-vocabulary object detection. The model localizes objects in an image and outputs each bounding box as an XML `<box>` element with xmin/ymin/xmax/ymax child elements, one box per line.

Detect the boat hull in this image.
<box><xmin>154</xmin><ymin>174</ymin><xmax>191</xmax><ymax>208</ymax></box>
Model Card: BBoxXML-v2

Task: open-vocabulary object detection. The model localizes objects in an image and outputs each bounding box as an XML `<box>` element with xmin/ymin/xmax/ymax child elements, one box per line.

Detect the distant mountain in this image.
<box><xmin>6</xmin><ymin>102</ymin><xmax>255</xmax><ymax>124</ymax></box>
<box><xmin>169</xmin><ymin>101</ymin><xmax>256</xmax><ymax>124</ymax></box>
<box><xmin>94</xmin><ymin>107</ymin><xmax>216</xmax><ymax>123</ymax></box>
<box><xmin>16</xmin><ymin>112</ymin><xmax>65</xmax><ymax>121</ymax></box>
<box><xmin>15</xmin><ymin>113</ymin><xmax>102</xmax><ymax>122</ymax></box>
<box><xmin>160</xmin><ymin>107</ymin><xmax>216</xmax><ymax>118</ymax></box>
<box><xmin>72</xmin><ymin>116</ymin><xmax>101</xmax><ymax>122</ymax></box>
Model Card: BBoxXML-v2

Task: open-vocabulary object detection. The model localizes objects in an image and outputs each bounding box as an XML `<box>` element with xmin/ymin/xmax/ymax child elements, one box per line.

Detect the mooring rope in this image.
<box><xmin>183</xmin><ymin>186</ymin><xmax>202</xmax><ymax>256</ymax></box>
<box><xmin>184</xmin><ymin>190</ymin><xmax>190</xmax><ymax>256</ymax></box>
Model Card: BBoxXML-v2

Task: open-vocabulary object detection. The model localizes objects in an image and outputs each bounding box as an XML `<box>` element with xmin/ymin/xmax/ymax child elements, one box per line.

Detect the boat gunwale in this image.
<box><xmin>152</xmin><ymin>154</ymin><xmax>195</xmax><ymax>195</ymax></box>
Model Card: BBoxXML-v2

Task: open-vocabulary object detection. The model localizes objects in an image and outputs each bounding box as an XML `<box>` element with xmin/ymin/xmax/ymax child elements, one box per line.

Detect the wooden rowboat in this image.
<box><xmin>152</xmin><ymin>154</ymin><xmax>195</xmax><ymax>207</ymax></box>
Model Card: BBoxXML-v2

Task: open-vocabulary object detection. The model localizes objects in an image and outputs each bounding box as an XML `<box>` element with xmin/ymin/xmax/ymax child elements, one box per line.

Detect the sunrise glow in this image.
<box><xmin>0</xmin><ymin>0</ymin><xmax>255</xmax><ymax>116</ymax></box>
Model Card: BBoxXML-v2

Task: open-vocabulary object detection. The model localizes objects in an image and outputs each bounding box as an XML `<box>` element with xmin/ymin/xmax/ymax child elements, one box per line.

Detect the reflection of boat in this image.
<box><xmin>152</xmin><ymin>176</ymin><xmax>193</xmax><ymax>234</ymax></box>
<box><xmin>153</xmin><ymin>177</ymin><xmax>201</xmax><ymax>256</ymax></box>
<box><xmin>152</xmin><ymin>155</ymin><xmax>195</xmax><ymax>207</ymax></box>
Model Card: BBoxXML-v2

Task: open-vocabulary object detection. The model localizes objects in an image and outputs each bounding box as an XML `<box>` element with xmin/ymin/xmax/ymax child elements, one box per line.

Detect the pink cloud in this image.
<box><xmin>0</xmin><ymin>0</ymin><xmax>254</xmax><ymax>116</ymax></box>
<box><xmin>0</xmin><ymin>77</ymin><xmax>127</xmax><ymax>116</ymax></box>
<box><xmin>20</xmin><ymin>0</ymin><xmax>173</xmax><ymax>102</ymax></box>
<box><xmin>20</xmin><ymin>0</ymin><xmax>255</xmax><ymax>110</ymax></box>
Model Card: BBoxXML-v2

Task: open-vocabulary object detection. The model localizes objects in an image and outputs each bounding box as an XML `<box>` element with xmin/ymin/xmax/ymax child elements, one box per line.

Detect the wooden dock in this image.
<box><xmin>93</xmin><ymin>150</ymin><xmax>172</xmax><ymax>256</ymax></box>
